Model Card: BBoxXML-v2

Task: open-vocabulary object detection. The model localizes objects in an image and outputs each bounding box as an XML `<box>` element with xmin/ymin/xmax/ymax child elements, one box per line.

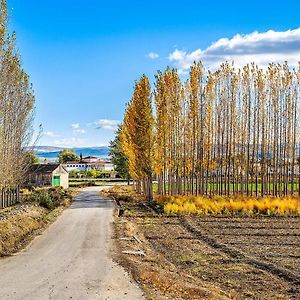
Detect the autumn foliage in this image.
<box><xmin>119</xmin><ymin>61</ymin><xmax>300</xmax><ymax>200</ymax></box>
<box><xmin>120</xmin><ymin>75</ymin><xmax>154</xmax><ymax>200</ymax></box>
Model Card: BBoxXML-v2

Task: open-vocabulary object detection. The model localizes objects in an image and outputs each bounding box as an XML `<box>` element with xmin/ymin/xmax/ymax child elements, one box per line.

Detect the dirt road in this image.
<box><xmin>0</xmin><ymin>186</ymin><xmax>144</xmax><ymax>300</ymax></box>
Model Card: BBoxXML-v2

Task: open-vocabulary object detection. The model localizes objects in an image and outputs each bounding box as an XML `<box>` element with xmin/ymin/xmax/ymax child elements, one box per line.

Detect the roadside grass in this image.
<box><xmin>21</xmin><ymin>186</ymin><xmax>75</xmax><ymax>210</ymax></box>
<box><xmin>102</xmin><ymin>184</ymin><xmax>142</xmax><ymax>202</ymax></box>
<box><xmin>0</xmin><ymin>206</ymin><xmax>64</xmax><ymax>256</ymax></box>
<box><xmin>43</xmin><ymin>207</ymin><xmax>64</xmax><ymax>222</ymax></box>
<box><xmin>157</xmin><ymin>195</ymin><xmax>300</xmax><ymax>216</ymax></box>
<box><xmin>0</xmin><ymin>207</ymin><xmax>47</xmax><ymax>256</ymax></box>
<box><xmin>0</xmin><ymin>187</ymin><xmax>77</xmax><ymax>256</ymax></box>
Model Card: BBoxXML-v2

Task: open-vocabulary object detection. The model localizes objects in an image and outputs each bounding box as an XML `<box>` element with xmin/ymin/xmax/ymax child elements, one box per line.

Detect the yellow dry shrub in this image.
<box><xmin>161</xmin><ymin>195</ymin><xmax>300</xmax><ymax>216</ymax></box>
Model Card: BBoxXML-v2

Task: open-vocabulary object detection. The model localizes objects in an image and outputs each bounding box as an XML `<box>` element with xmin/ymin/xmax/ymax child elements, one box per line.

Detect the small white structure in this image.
<box><xmin>27</xmin><ymin>164</ymin><xmax>69</xmax><ymax>189</ymax></box>
<box><xmin>102</xmin><ymin>162</ymin><xmax>114</xmax><ymax>171</ymax></box>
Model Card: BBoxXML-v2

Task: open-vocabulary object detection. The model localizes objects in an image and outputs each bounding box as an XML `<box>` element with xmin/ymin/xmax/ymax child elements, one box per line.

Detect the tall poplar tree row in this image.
<box><xmin>120</xmin><ymin>75</ymin><xmax>154</xmax><ymax>200</ymax></box>
<box><xmin>0</xmin><ymin>0</ymin><xmax>35</xmax><ymax>189</ymax></box>
<box><xmin>154</xmin><ymin>68</ymin><xmax>183</xmax><ymax>196</ymax></box>
<box><xmin>118</xmin><ymin>61</ymin><xmax>300</xmax><ymax>199</ymax></box>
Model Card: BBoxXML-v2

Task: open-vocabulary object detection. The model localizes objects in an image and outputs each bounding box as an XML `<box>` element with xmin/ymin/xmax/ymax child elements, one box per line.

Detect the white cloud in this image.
<box><xmin>71</xmin><ymin>123</ymin><xmax>80</xmax><ymax>129</ymax></box>
<box><xmin>94</xmin><ymin>119</ymin><xmax>120</xmax><ymax>131</ymax></box>
<box><xmin>73</xmin><ymin>129</ymin><xmax>86</xmax><ymax>134</ymax></box>
<box><xmin>168</xmin><ymin>28</ymin><xmax>300</xmax><ymax>72</ymax></box>
<box><xmin>71</xmin><ymin>123</ymin><xmax>86</xmax><ymax>135</ymax></box>
<box><xmin>146</xmin><ymin>52</ymin><xmax>159</xmax><ymax>59</ymax></box>
<box><xmin>44</xmin><ymin>131</ymin><xmax>59</xmax><ymax>138</ymax></box>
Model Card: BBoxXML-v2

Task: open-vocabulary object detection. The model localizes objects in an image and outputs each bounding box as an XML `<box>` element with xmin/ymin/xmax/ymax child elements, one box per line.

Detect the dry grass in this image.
<box><xmin>42</xmin><ymin>207</ymin><xmax>64</xmax><ymax>222</ymax></box>
<box><xmin>156</xmin><ymin>195</ymin><xmax>300</xmax><ymax>216</ymax></box>
<box><xmin>138</xmin><ymin>268</ymin><xmax>223</xmax><ymax>300</ymax></box>
<box><xmin>102</xmin><ymin>185</ymin><xmax>143</xmax><ymax>201</ymax></box>
<box><xmin>0</xmin><ymin>206</ymin><xmax>47</xmax><ymax>256</ymax></box>
<box><xmin>0</xmin><ymin>188</ymin><xmax>78</xmax><ymax>256</ymax></box>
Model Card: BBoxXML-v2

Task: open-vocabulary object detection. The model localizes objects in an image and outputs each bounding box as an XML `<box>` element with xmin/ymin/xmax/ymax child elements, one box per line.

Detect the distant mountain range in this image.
<box><xmin>32</xmin><ymin>146</ymin><xmax>110</xmax><ymax>162</ymax></box>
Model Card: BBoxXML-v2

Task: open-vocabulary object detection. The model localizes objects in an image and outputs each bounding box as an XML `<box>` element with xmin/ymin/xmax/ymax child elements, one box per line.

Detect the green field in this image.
<box><xmin>153</xmin><ymin>182</ymin><xmax>300</xmax><ymax>194</ymax></box>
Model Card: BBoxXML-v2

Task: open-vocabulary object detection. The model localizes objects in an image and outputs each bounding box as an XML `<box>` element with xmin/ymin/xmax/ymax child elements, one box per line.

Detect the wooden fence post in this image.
<box><xmin>0</xmin><ymin>188</ymin><xmax>20</xmax><ymax>209</ymax></box>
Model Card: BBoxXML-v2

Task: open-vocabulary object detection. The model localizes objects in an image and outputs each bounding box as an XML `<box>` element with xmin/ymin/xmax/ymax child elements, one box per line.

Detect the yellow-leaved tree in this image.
<box><xmin>120</xmin><ymin>75</ymin><xmax>154</xmax><ymax>200</ymax></box>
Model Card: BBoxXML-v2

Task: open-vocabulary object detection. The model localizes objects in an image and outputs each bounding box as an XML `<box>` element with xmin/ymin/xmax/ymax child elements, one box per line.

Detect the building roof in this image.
<box><xmin>84</xmin><ymin>161</ymin><xmax>112</xmax><ymax>165</ymax></box>
<box><xmin>28</xmin><ymin>164</ymin><xmax>61</xmax><ymax>174</ymax></box>
<box><xmin>64</xmin><ymin>161</ymin><xmax>86</xmax><ymax>165</ymax></box>
<box><xmin>83</xmin><ymin>156</ymin><xmax>98</xmax><ymax>159</ymax></box>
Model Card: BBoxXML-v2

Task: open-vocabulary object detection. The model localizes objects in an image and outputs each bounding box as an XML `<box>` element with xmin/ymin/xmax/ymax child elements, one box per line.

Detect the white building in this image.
<box><xmin>63</xmin><ymin>160</ymin><xmax>114</xmax><ymax>172</ymax></box>
<box><xmin>64</xmin><ymin>161</ymin><xmax>87</xmax><ymax>172</ymax></box>
<box><xmin>101</xmin><ymin>162</ymin><xmax>114</xmax><ymax>171</ymax></box>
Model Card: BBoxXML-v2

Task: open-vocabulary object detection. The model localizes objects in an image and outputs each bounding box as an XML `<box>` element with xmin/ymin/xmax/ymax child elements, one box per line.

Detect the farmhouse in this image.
<box><xmin>64</xmin><ymin>161</ymin><xmax>86</xmax><ymax>171</ymax></box>
<box><xmin>63</xmin><ymin>160</ymin><xmax>114</xmax><ymax>172</ymax></box>
<box><xmin>26</xmin><ymin>164</ymin><xmax>69</xmax><ymax>189</ymax></box>
<box><xmin>86</xmin><ymin>161</ymin><xmax>114</xmax><ymax>171</ymax></box>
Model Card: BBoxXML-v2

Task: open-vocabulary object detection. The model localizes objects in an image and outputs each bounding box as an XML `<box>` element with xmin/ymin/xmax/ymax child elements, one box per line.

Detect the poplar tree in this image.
<box><xmin>118</xmin><ymin>61</ymin><xmax>300</xmax><ymax>198</ymax></box>
<box><xmin>0</xmin><ymin>0</ymin><xmax>35</xmax><ymax>189</ymax></box>
<box><xmin>121</xmin><ymin>76</ymin><xmax>154</xmax><ymax>200</ymax></box>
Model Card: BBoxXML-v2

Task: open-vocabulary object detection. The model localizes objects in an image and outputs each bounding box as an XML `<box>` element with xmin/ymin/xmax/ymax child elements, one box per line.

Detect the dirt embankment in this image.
<box><xmin>104</xmin><ymin>186</ymin><xmax>300</xmax><ymax>300</ymax></box>
<box><xmin>0</xmin><ymin>188</ymin><xmax>77</xmax><ymax>257</ymax></box>
<box><xmin>0</xmin><ymin>204</ymin><xmax>52</xmax><ymax>256</ymax></box>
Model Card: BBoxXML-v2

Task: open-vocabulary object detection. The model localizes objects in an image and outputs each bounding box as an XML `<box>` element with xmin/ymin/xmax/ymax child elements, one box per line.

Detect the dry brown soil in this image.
<box><xmin>109</xmin><ymin>188</ymin><xmax>300</xmax><ymax>300</ymax></box>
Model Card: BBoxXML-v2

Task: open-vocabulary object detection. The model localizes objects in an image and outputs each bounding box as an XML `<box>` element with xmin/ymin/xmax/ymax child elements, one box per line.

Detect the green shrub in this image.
<box><xmin>28</xmin><ymin>187</ymin><xmax>68</xmax><ymax>210</ymax></box>
<box><xmin>69</xmin><ymin>170</ymin><xmax>81</xmax><ymax>178</ymax></box>
<box><xmin>30</xmin><ymin>190</ymin><xmax>54</xmax><ymax>209</ymax></box>
<box><xmin>39</xmin><ymin>192</ymin><xmax>54</xmax><ymax>209</ymax></box>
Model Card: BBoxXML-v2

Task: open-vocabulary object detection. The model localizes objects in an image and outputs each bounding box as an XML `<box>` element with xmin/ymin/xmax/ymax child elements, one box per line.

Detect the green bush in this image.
<box><xmin>69</xmin><ymin>170</ymin><xmax>81</xmax><ymax>178</ymax></box>
<box><xmin>28</xmin><ymin>187</ymin><xmax>68</xmax><ymax>210</ymax></box>
<box><xmin>96</xmin><ymin>171</ymin><xmax>111</xmax><ymax>178</ymax></box>
<box><xmin>38</xmin><ymin>191</ymin><xmax>54</xmax><ymax>209</ymax></box>
<box><xmin>84</xmin><ymin>169</ymin><xmax>97</xmax><ymax>177</ymax></box>
<box><xmin>83</xmin><ymin>169</ymin><xmax>112</xmax><ymax>178</ymax></box>
<box><xmin>29</xmin><ymin>189</ymin><xmax>54</xmax><ymax>209</ymax></box>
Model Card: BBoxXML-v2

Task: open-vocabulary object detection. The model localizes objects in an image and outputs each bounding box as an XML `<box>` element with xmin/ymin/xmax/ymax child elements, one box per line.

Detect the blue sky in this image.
<box><xmin>8</xmin><ymin>0</ymin><xmax>300</xmax><ymax>147</ymax></box>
